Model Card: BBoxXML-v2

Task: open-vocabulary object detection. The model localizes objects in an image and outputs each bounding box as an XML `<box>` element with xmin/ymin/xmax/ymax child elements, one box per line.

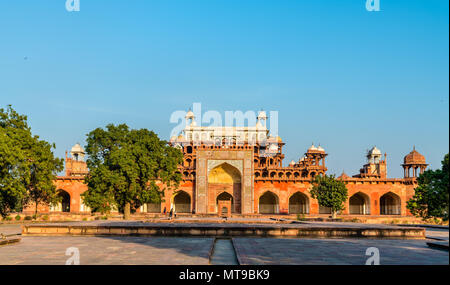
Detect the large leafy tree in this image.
<box><xmin>407</xmin><ymin>154</ymin><xmax>449</xmax><ymax>221</ymax></box>
<box><xmin>0</xmin><ymin>105</ymin><xmax>63</xmax><ymax>218</ymax></box>
<box><xmin>82</xmin><ymin>124</ymin><xmax>183</xmax><ymax>219</ymax></box>
<box><xmin>310</xmin><ymin>174</ymin><xmax>348</xmax><ymax>219</ymax></box>
<box><xmin>24</xmin><ymin>137</ymin><xmax>64</xmax><ymax>216</ymax></box>
<box><xmin>0</xmin><ymin>115</ymin><xmax>28</xmax><ymax>217</ymax></box>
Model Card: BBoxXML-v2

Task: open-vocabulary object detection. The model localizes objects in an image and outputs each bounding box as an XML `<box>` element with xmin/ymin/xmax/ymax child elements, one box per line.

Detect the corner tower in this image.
<box><xmin>354</xmin><ymin>146</ymin><xmax>387</xmax><ymax>179</ymax></box>
<box><xmin>65</xmin><ymin>143</ymin><xmax>88</xmax><ymax>177</ymax></box>
<box><xmin>402</xmin><ymin>147</ymin><xmax>427</xmax><ymax>178</ymax></box>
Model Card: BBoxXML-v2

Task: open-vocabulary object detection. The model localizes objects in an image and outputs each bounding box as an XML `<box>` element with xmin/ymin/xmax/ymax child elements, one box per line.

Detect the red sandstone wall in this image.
<box><xmin>23</xmin><ymin>177</ymin><xmax>415</xmax><ymax>217</ymax></box>
<box><xmin>254</xmin><ymin>180</ymin><xmax>414</xmax><ymax>216</ymax></box>
<box><xmin>23</xmin><ymin>177</ymin><xmax>88</xmax><ymax>214</ymax></box>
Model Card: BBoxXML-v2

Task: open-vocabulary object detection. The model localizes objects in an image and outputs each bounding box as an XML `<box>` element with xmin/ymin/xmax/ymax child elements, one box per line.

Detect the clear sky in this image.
<box><xmin>0</xmin><ymin>0</ymin><xmax>448</xmax><ymax>178</ymax></box>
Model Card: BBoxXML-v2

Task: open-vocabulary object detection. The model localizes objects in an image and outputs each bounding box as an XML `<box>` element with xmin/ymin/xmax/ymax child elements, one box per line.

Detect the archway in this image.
<box><xmin>349</xmin><ymin>192</ymin><xmax>370</xmax><ymax>215</ymax></box>
<box><xmin>259</xmin><ymin>191</ymin><xmax>279</xmax><ymax>214</ymax></box>
<box><xmin>58</xmin><ymin>190</ymin><xmax>71</xmax><ymax>213</ymax></box>
<box><xmin>380</xmin><ymin>192</ymin><xmax>401</xmax><ymax>215</ymax></box>
<box><xmin>216</xmin><ymin>192</ymin><xmax>234</xmax><ymax>213</ymax></box>
<box><xmin>208</xmin><ymin>163</ymin><xmax>241</xmax><ymax>213</ymax></box>
<box><xmin>173</xmin><ymin>191</ymin><xmax>191</xmax><ymax>213</ymax></box>
<box><xmin>289</xmin><ymin>192</ymin><xmax>309</xmax><ymax>214</ymax></box>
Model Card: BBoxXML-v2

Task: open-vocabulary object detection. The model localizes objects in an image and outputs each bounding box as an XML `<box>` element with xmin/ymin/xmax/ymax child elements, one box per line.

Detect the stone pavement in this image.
<box><xmin>426</xmin><ymin>229</ymin><xmax>449</xmax><ymax>241</ymax></box>
<box><xmin>232</xmin><ymin>237</ymin><xmax>449</xmax><ymax>265</ymax></box>
<box><xmin>0</xmin><ymin>236</ymin><xmax>213</xmax><ymax>265</ymax></box>
<box><xmin>0</xmin><ymin>224</ymin><xmax>22</xmax><ymax>236</ymax></box>
<box><xmin>1</xmin><ymin>223</ymin><xmax>448</xmax><ymax>265</ymax></box>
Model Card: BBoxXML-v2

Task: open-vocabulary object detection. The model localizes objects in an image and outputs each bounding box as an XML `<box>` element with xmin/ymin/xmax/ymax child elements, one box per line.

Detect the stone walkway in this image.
<box><xmin>0</xmin><ymin>236</ymin><xmax>213</xmax><ymax>265</ymax></box>
<box><xmin>232</xmin><ymin>238</ymin><xmax>449</xmax><ymax>265</ymax></box>
<box><xmin>1</xmin><ymin>223</ymin><xmax>448</xmax><ymax>265</ymax></box>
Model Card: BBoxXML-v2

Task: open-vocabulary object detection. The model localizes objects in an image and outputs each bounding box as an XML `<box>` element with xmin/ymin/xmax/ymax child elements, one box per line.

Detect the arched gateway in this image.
<box><xmin>208</xmin><ymin>163</ymin><xmax>242</xmax><ymax>213</ymax></box>
<box><xmin>50</xmin><ymin>190</ymin><xmax>71</xmax><ymax>212</ymax></box>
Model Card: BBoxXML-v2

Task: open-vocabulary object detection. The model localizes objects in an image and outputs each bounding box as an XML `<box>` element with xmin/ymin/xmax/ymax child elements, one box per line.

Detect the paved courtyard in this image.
<box><xmin>232</xmin><ymin>237</ymin><xmax>448</xmax><ymax>265</ymax></box>
<box><xmin>0</xmin><ymin>236</ymin><xmax>214</xmax><ymax>265</ymax></box>
<box><xmin>1</xmin><ymin>224</ymin><xmax>448</xmax><ymax>265</ymax></box>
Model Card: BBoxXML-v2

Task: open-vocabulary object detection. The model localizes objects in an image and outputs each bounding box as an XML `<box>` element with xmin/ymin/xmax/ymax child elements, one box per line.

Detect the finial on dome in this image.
<box><xmin>185</xmin><ymin>108</ymin><xmax>195</xmax><ymax>119</ymax></box>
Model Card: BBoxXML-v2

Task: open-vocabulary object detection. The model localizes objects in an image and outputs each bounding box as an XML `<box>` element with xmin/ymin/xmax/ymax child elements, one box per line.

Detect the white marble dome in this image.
<box><xmin>308</xmin><ymin>144</ymin><xmax>318</xmax><ymax>151</ymax></box>
<box><xmin>368</xmin><ymin>146</ymin><xmax>381</xmax><ymax>156</ymax></box>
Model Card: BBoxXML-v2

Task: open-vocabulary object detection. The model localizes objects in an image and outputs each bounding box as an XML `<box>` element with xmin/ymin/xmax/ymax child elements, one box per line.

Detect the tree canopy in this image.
<box><xmin>82</xmin><ymin>124</ymin><xmax>183</xmax><ymax>219</ymax></box>
<box><xmin>310</xmin><ymin>174</ymin><xmax>348</xmax><ymax>218</ymax></box>
<box><xmin>407</xmin><ymin>153</ymin><xmax>449</xmax><ymax>221</ymax></box>
<box><xmin>0</xmin><ymin>105</ymin><xmax>63</xmax><ymax>217</ymax></box>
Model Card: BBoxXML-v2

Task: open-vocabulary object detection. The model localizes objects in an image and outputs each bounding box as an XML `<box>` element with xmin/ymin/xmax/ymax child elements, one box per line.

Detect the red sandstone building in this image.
<box><xmin>26</xmin><ymin>110</ymin><xmax>428</xmax><ymax>217</ymax></box>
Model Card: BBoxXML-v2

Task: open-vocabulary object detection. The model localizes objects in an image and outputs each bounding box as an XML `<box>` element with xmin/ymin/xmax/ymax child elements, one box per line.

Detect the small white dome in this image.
<box><xmin>289</xmin><ymin>160</ymin><xmax>296</xmax><ymax>165</ymax></box>
<box><xmin>185</xmin><ymin>110</ymin><xmax>195</xmax><ymax>119</ymax></box>
<box><xmin>317</xmin><ymin>145</ymin><xmax>325</xmax><ymax>152</ymax></box>
<box><xmin>308</xmin><ymin>144</ymin><xmax>318</xmax><ymax>151</ymax></box>
<box><xmin>71</xmin><ymin>143</ymin><xmax>84</xmax><ymax>154</ymax></box>
<box><xmin>70</xmin><ymin>143</ymin><xmax>85</xmax><ymax>161</ymax></box>
<box><xmin>368</xmin><ymin>146</ymin><xmax>381</xmax><ymax>156</ymax></box>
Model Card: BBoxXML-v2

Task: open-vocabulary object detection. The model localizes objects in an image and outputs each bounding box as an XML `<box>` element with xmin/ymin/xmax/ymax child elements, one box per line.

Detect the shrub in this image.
<box><xmin>24</xmin><ymin>216</ymin><xmax>32</xmax><ymax>220</ymax></box>
<box><xmin>4</xmin><ymin>216</ymin><xmax>13</xmax><ymax>221</ymax></box>
<box><xmin>101</xmin><ymin>216</ymin><xmax>108</xmax><ymax>220</ymax></box>
<box><xmin>15</xmin><ymin>215</ymin><xmax>21</xmax><ymax>221</ymax></box>
<box><xmin>42</xmin><ymin>215</ymin><xmax>49</xmax><ymax>221</ymax></box>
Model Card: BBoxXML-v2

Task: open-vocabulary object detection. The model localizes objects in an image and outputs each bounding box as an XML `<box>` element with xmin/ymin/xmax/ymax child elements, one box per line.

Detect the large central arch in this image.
<box><xmin>208</xmin><ymin>162</ymin><xmax>242</xmax><ymax>213</ymax></box>
<box><xmin>259</xmin><ymin>191</ymin><xmax>279</xmax><ymax>214</ymax></box>
<box><xmin>51</xmin><ymin>190</ymin><xmax>71</xmax><ymax>212</ymax></box>
<box><xmin>208</xmin><ymin>163</ymin><xmax>242</xmax><ymax>184</ymax></box>
<box><xmin>289</xmin><ymin>192</ymin><xmax>309</xmax><ymax>214</ymax></box>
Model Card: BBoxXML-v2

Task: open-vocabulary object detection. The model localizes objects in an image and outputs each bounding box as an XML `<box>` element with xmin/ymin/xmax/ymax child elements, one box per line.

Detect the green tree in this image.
<box><xmin>407</xmin><ymin>154</ymin><xmax>449</xmax><ymax>221</ymax></box>
<box><xmin>310</xmin><ymin>174</ymin><xmax>348</xmax><ymax>219</ymax></box>
<box><xmin>82</xmin><ymin>124</ymin><xmax>183</xmax><ymax>219</ymax></box>
<box><xmin>23</xmin><ymin>137</ymin><xmax>64</xmax><ymax>217</ymax></box>
<box><xmin>0</xmin><ymin>105</ymin><xmax>63</xmax><ymax>217</ymax></box>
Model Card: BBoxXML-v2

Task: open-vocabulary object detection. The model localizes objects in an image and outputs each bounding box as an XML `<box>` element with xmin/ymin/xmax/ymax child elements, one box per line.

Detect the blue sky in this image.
<box><xmin>0</xmin><ymin>0</ymin><xmax>448</xmax><ymax>178</ymax></box>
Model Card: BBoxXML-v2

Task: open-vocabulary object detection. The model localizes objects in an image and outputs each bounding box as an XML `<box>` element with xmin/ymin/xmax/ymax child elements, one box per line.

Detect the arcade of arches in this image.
<box><xmin>23</xmin><ymin>140</ymin><xmax>422</xmax><ymax>217</ymax></box>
